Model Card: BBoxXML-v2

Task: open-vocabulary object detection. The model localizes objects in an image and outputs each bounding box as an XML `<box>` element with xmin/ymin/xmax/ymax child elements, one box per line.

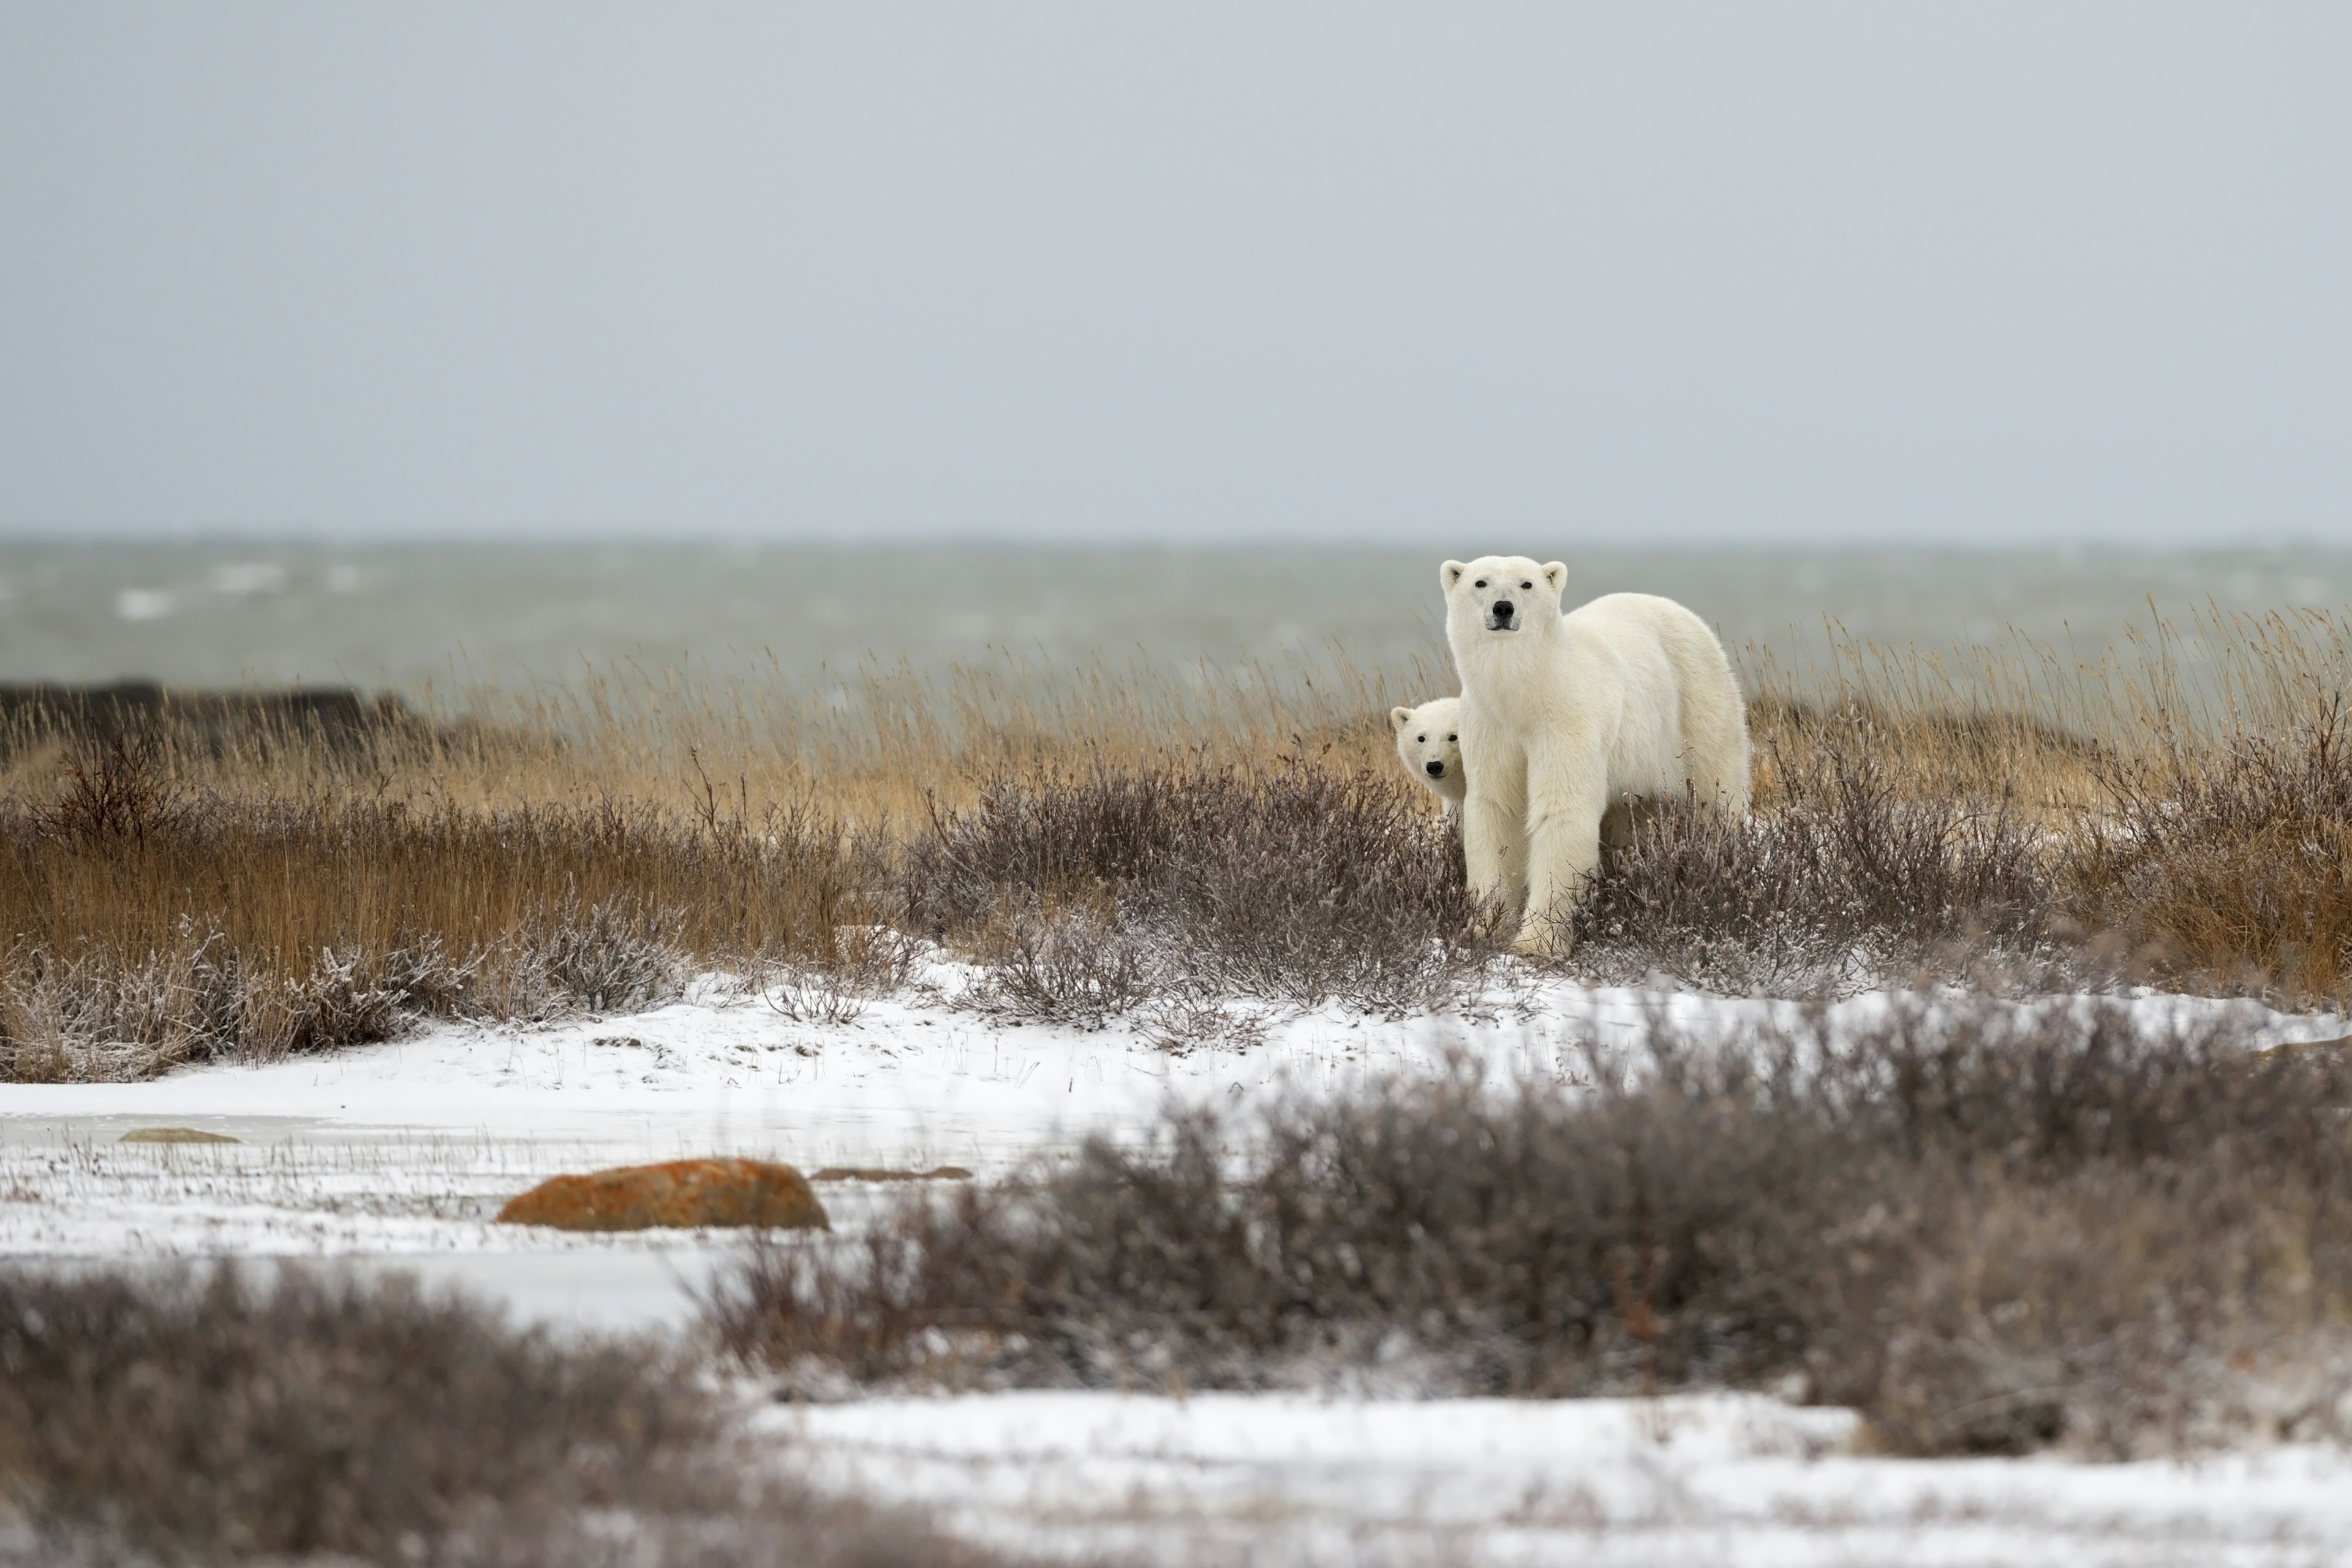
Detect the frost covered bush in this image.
<box><xmin>762</xmin><ymin>925</ymin><xmax>922</xmax><ymax>1025</ymax></box>
<box><xmin>0</xmin><ymin>1265</ymin><xmax>1022</xmax><ymax>1568</ymax></box>
<box><xmin>490</xmin><ymin>892</ymin><xmax>690</xmax><ymax>1021</ymax></box>
<box><xmin>903</xmin><ymin>759</ymin><xmax>1490</xmax><ymax>1020</ymax></box>
<box><xmin>963</xmin><ymin>898</ymin><xmax>1161</xmax><ymax>1028</ymax></box>
<box><xmin>0</xmin><ymin>895</ymin><xmax>699</xmax><ymax>1083</ymax></box>
<box><xmin>1573</xmin><ymin>708</ymin><xmax>2049</xmax><ymax>994</ymax></box>
<box><xmin>0</xmin><ymin>926</ymin><xmax>470</xmax><ymax>1082</ymax></box>
<box><xmin>711</xmin><ymin>1000</ymin><xmax>2352</xmax><ymax>1458</ymax></box>
<box><xmin>897</xmin><ymin>723</ymin><xmax>2066</xmax><ymax>1016</ymax></box>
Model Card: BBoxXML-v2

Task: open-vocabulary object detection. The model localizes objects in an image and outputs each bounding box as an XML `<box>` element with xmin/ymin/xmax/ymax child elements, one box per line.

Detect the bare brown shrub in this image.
<box><xmin>0</xmin><ymin>1264</ymin><xmax>1029</xmax><ymax>1567</ymax></box>
<box><xmin>40</xmin><ymin>734</ymin><xmax>184</xmax><ymax>846</ymax></box>
<box><xmin>904</xmin><ymin>758</ymin><xmax>1491</xmax><ymax>1020</ymax></box>
<box><xmin>1576</xmin><ymin>707</ymin><xmax>2049</xmax><ymax>993</ymax></box>
<box><xmin>761</xmin><ymin>925</ymin><xmax>923</xmax><ymax>1026</ymax></box>
<box><xmin>0</xmin><ymin>924</ymin><xmax>469</xmax><ymax>1082</ymax></box>
<box><xmin>709</xmin><ymin>1001</ymin><xmax>2352</xmax><ymax>1457</ymax></box>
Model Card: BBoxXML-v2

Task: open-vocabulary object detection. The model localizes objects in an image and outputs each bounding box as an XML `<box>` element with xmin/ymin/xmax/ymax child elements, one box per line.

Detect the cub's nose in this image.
<box><xmin>1425</xmin><ymin>760</ymin><xmax>1446</xmax><ymax>778</ymax></box>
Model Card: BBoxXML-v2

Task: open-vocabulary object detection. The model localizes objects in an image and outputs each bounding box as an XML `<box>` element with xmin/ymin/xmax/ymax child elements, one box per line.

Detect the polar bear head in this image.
<box><xmin>1389</xmin><ymin>696</ymin><xmax>1464</xmax><ymax>811</ymax></box>
<box><xmin>1442</xmin><ymin>556</ymin><xmax>1567</xmax><ymax>638</ymax></box>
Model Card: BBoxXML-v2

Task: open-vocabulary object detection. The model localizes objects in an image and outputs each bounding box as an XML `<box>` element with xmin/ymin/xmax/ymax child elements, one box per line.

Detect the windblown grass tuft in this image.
<box><xmin>2065</xmin><ymin>694</ymin><xmax>2352</xmax><ymax>999</ymax></box>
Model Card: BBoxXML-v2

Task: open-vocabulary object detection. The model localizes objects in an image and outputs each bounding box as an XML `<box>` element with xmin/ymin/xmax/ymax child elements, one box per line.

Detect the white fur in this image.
<box><xmin>1442</xmin><ymin>556</ymin><xmax>1751</xmax><ymax>954</ymax></box>
<box><xmin>1389</xmin><ymin>697</ymin><xmax>1465</xmax><ymax>820</ymax></box>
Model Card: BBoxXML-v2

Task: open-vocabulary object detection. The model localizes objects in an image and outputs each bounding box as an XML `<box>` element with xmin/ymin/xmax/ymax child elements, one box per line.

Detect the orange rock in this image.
<box><xmin>496</xmin><ymin>1158</ymin><xmax>829</xmax><ymax>1232</ymax></box>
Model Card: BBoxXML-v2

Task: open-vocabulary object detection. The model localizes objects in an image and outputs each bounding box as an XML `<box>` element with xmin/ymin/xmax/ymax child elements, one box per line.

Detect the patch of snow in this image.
<box><xmin>774</xmin><ymin>1390</ymin><xmax>2352</xmax><ymax>1567</ymax></box>
<box><xmin>2</xmin><ymin>976</ymin><xmax>2337</xmax><ymax>1271</ymax></box>
<box><xmin>9</xmin><ymin>976</ymin><xmax>2350</xmax><ymax>1556</ymax></box>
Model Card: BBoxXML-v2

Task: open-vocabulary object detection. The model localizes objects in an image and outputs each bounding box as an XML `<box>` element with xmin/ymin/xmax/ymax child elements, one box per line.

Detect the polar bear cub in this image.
<box><xmin>1389</xmin><ymin>697</ymin><xmax>1466</xmax><ymax>819</ymax></box>
<box><xmin>1442</xmin><ymin>557</ymin><xmax>1749</xmax><ymax>954</ymax></box>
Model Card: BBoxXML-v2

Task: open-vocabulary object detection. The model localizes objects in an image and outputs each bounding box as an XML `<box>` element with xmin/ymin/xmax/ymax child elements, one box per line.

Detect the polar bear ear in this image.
<box><xmin>1389</xmin><ymin>706</ymin><xmax>1413</xmax><ymax>730</ymax></box>
<box><xmin>1541</xmin><ymin>562</ymin><xmax>1567</xmax><ymax>594</ymax></box>
<box><xmin>1442</xmin><ymin>560</ymin><xmax>1468</xmax><ymax>591</ymax></box>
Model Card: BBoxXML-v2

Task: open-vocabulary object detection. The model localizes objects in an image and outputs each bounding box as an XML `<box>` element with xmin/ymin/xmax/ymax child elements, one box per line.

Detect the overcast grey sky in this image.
<box><xmin>2</xmin><ymin>5</ymin><xmax>2347</xmax><ymax>545</ymax></box>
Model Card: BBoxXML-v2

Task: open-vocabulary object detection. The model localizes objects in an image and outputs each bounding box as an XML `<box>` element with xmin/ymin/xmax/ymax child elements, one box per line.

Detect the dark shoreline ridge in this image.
<box><xmin>0</xmin><ymin>682</ymin><xmax>416</xmax><ymax>752</ymax></box>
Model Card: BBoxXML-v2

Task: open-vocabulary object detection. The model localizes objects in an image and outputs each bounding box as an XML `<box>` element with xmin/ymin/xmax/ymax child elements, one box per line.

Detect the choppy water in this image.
<box><xmin>3</xmin><ymin>540</ymin><xmax>2350</xmax><ymax>697</ymax></box>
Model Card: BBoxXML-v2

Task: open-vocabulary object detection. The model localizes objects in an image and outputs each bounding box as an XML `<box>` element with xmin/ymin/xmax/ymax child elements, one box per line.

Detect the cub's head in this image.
<box><xmin>1441</xmin><ymin>556</ymin><xmax>1566</xmax><ymax>636</ymax></box>
<box><xmin>1388</xmin><ymin>696</ymin><xmax>1464</xmax><ymax>807</ymax></box>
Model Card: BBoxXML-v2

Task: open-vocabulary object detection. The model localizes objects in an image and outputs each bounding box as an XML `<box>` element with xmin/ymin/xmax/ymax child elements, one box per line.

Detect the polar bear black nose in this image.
<box><xmin>1425</xmin><ymin>761</ymin><xmax>1446</xmax><ymax>778</ymax></box>
<box><xmin>1492</xmin><ymin>600</ymin><xmax>1515</xmax><ymax>621</ymax></box>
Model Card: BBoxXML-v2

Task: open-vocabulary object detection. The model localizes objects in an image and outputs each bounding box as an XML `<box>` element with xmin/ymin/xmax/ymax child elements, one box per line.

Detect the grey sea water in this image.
<box><xmin>2</xmin><ymin>541</ymin><xmax>2348</xmax><ymax>698</ymax></box>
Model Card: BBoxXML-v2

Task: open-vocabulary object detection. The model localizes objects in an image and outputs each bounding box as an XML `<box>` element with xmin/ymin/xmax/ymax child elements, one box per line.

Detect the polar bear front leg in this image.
<box><xmin>1515</xmin><ymin>749</ymin><xmax>1610</xmax><ymax>956</ymax></box>
<box><xmin>1461</xmin><ymin>787</ymin><xmax>1526</xmax><ymax>926</ymax></box>
<box><xmin>1458</xmin><ymin>717</ymin><xmax>1527</xmax><ymax>924</ymax></box>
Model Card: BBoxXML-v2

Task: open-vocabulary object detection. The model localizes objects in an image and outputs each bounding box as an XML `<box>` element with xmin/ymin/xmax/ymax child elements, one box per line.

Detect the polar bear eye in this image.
<box><xmin>1472</xmin><ymin>578</ymin><xmax>1486</xmax><ymax>589</ymax></box>
<box><xmin>1447</xmin><ymin>733</ymin><xmax>1456</xmax><ymax>741</ymax></box>
<box><xmin>1415</xmin><ymin>734</ymin><xmax>1425</xmax><ymax>742</ymax></box>
<box><xmin>1520</xmin><ymin>579</ymin><xmax>1532</xmax><ymax>589</ymax></box>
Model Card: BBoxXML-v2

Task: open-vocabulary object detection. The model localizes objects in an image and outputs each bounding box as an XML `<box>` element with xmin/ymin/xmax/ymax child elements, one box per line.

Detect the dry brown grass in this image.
<box><xmin>1</xmin><ymin>652</ymin><xmax>1420</xmax><ymax>824</ymax></box>
<box><xmin>7</xmin><ymin>606</ymin><xmax>2352</xmax><ymax>1080</ymax></box>
<box><xmin>1</xmin><ymin>656</ymin><xmax>1444</xmax><ymax>1079</ymax></box>
<box><xmin>0</xmin><ymin>757</ymin><xmax>885</xmax><ymax>1078</ymax></box>
<box><xmin>1728</xmin><ymin>606</ymin><xmax>2352</xmax><ymax>999</ymax></box>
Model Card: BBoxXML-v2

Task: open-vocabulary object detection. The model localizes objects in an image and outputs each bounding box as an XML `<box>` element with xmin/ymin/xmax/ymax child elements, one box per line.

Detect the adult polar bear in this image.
<box><xmin>1443</xmin><ymin>556</ymin><xmax>1749</xmax><ymax>954</ymax></box>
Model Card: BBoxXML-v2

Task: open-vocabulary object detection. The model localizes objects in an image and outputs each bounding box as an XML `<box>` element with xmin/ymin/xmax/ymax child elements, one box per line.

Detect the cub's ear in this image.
<box><xmin>1442</xmin><ymin>560</ymin><xmax>1468</xmax><ymax>591</ymax></box>
<box><xmin>1542</xmin><ymin>562</ymin><xmax>1567</xmax><ymax>594</ymax></box>
<box><xmin>1389</xmin><ymin>706</ymin><xmax>1413</xmax><ymax>730</ymax></box>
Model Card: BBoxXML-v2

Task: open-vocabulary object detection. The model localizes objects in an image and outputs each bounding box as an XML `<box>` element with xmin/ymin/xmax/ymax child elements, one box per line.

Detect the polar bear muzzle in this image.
<box><xmin>1485</xmin><ymin>598</ymin><xmax>1518</xmax><ymax>630</ymax></box>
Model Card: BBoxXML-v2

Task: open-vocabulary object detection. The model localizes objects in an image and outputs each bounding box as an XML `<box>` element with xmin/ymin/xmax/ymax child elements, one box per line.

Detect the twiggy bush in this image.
<box><xmin>905</xmin><ymin>758</ymin><xmax>1490</xmax><ymax>1019</ymax></box>
<box><xmin>0</xmin><ymin>925</ymin><xmax>469</xmax><ymax>1082</ymax></box>
<box><xmin>487</xmin><ymin>892</ymin><xmax>690</xmax><ymax>1022</ymax></box>
<box><xmin>761</xmin><ymin>925</ymin><xmax>923</xmax><ymax>1025</ymax></box>
<box><xmin>964</xmin><ymin>898</ymin><xmax>1163</xmax><ymax>1028</ymax></box>
<box><xmin>0</xmin><ymin>1264</ymin><xmax>1026</xmax><ymax>1567</ymax></box>
<box><xmin>40</xmin><ymin>733</ymin><xmax>185</xmax><ymax>846</ymax></box>
<box><xmin>1578</xmin><ymin>709</ymin><xmax>2049</xmax><ymax>992</ymax></box>
<box><xmin>709</xmin><ymin>1001</ymin><xmax>2352</xmax><ymax>1457</ymax></box>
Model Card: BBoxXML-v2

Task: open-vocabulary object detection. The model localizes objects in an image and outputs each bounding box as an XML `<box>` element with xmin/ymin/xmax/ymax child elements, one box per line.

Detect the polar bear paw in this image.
<box><xmin>1509</xmin><ymin>921</ymin><xmax>1574</xmax><ymax>960</ymax></box>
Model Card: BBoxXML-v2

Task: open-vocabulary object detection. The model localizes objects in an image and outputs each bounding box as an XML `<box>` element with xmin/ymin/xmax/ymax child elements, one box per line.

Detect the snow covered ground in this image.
<box><xmin>2</xmin><ymin>970</ymin><xmax>2340</xmax><ymax>1289</ymax></box>
<box><xmin>777</xmin><ymin>1390</ymin><xmax>2352</xmax><ymax>1567</ymax></box>
<box><xmin>6</xmin><ymin>971</ymin><xmax>2348</xmax><ymax>1563</ymax></box>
